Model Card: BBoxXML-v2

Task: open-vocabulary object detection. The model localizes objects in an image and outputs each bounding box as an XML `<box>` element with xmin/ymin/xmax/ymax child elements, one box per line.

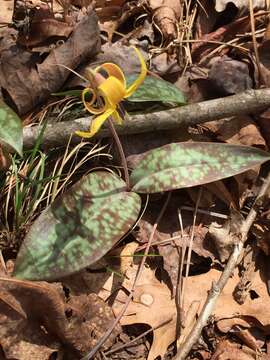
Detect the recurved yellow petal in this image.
<box><xmin>124</xmin><ymin>46</ymin><xmax>147</xmax><ymax>98</ymax></box>
<box><xmin>75</xmin><ymin>107</ymin><xmax>116</xmax><ymax>138</ymax></box>
<box><xmin>82</xmin><ymin>88</ymin><xmax>105</xmax><ymax>115</ymax></box>
<box><xmin>95</xmin><ymin>63</ymin><xmax>126</xmax><ymax>88</ymax></box>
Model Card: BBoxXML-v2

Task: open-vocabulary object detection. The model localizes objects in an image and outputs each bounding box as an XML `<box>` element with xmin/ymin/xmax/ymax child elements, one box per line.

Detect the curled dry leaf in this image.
<box><xmin>148</xmin><ymin>0</ymin><xmax>181</xmax><ymax>41</ymax></box>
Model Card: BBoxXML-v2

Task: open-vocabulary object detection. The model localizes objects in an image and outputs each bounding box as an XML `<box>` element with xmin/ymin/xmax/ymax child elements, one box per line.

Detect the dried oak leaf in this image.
<box><xmin>101</xmin><ymin>265</ymin><xmax>177</xmax><ymax>360</ymax></box>
<box><xmin>0</xmin><ymin>8</ymin><xmax>100</xmax><ymax>115</ymax></box>
<box><xmin>100</xmin><ymin>258</ymin><xmax>270</xmax><ymax>360</ymax></box>
<box><xmin>65</xmin><ymin>293</ymin><xmax>120</xmax><ymax>353</ymax></box>
<box><xmin>148</xmin><ymin>0</ymin><xmax>181</xmax><ymax>41</ymax></box>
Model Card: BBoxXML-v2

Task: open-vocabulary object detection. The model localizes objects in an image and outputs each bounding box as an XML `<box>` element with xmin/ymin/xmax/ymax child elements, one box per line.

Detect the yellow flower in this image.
<box><xmin>76</xmin><ymin>47</ymin><xmax>147</xmax><ymax>138</ymax></box>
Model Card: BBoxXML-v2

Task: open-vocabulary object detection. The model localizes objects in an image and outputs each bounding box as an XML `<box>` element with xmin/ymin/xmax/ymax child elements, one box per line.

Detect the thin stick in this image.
<box><xmin>175</xmin><ymin>172</ymin><xmax>270</xmax><ymax>360</ymax></box>
<box><xmin>81</xmin><ymin>193</ymin><xmax>171</xmax><ymax>360</ymax></box>
<box><xmin>23</xmin><ymin>88</ymin><xmax>270</xmax><ymax>149</ymax></box>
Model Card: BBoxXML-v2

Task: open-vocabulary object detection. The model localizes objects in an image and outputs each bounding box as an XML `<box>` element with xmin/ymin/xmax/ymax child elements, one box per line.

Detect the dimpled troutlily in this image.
<box><xmin>76</xmin><ymin>47</ymin><xmax>147</xmax><ymax>138</ymax></box>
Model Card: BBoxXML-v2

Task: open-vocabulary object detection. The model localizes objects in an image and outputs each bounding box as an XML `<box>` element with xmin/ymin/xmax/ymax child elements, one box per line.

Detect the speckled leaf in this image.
<box><xmin>130</xmin><ymin>142</ymin><xmax>270</xmax><ymax>193</ymax></box>
<box><xmin>126</xmin><ymin>75</ymin><xmax>186</xmax><ymax>105</ymax></box>
<box><xmin>0</xmin><ymin>100</ymin><xmax>22</xmax><ymax>155</ymax></box>
<box><xmin>14</xmin><ymin>171</ymin><xmax>141</xmax><ymax>281</ymax></box>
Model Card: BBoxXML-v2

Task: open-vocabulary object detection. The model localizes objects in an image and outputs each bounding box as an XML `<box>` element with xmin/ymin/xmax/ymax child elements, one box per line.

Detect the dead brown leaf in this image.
<box><xmin>17</xmin><ymin>5</ymin><xmax>73</xmax><ymax>47</ymax></box>
<box><xmin>0</xmin><ymin>316</ymin><xmax>61</xmax><ymax>360</ymax></box>
<box><xmin>0</xmin><ymin>8</ymin><xmax>100</xmax><ymax>115</ymax></box>
<box><xmin>135</xmin><ymin>195</ymin><xmax>214</xmax><ymax>292</ymax></box>
<box><xmin>208</xmin><ymin>56</ymin><xmax>253</xmax><ymax>95</ymax></box>
<box><xmin>0</xmin><ymin>277</ymin><xmax>119</xmax><ymax>357</ymax></box>
<box><xmin>148</xmin><ymin>0</ymin><xmax>181</xmax><ymax>42</ymax></box>
<box><xmin>101</xmin><ymin>265</ymin><xmax>177</xmax><ymax>360</ymax></box>
<box><xmin>0</xmin><ymin>145</ymin><xmax>11</xmax><ymax>172</ymax></box>
<box><xmin>150</xmin><ymin>51</ymin><xmax>180</xmax><ymax>76</ymax></box>
<box><xmin>212</xmin><ymin>340</ymin><xmax>257</xmax><ymax>360</ymax></box>
<box><xmin>192</xmin><ymin>15</ymin><xmax>251</xmax><ymax>62</ymax></box>
<box><xmin>206</xmin><ymin>115</ymin><xmax>265</xmax><ymax>148</ymax></box>
<box><xmin>0</xmin><ymin>0</ymin><xmax>14</xmax><ymax>25</ymax></box>
<box><xmin>257</xmin><ymin>109</ymin><xmax>270</xmax><ymax>148</ymax></box>
<box><xmin>100</xmin><ymin>258</ymin><xmax>270</xmax><ymax>359</ymax></box>
<box><xmin>195</xmin><ymin>0</ymin><xmax>219</xmax><ymax>38</ymax></box>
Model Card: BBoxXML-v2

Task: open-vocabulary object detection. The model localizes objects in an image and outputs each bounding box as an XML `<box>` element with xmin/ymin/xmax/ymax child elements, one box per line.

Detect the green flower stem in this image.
<box><xmin>107</xmin><ymin>117</ymin><xmax>130</xmax><ymax>189</ymax></box>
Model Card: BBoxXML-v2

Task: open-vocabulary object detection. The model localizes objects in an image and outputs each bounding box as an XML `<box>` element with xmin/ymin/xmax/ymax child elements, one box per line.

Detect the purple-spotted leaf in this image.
<box><xmin>13</xmin><ymin>171</ymin><xmax>141</xmax><ymax>281</ymax></box>
<box><xmin>130</xmin><ymin>142</ymin><xmax>270</xmax><ymax>193</ymax></box>
<box><xmin>126</xmin><ymin>75</ymin><xmax>186</xmax><ymax>105</ymax></box>
<box><xmin>0</xmin><ymin>100</ymin><xmax>22</xmax><ymax>156</ymax></box>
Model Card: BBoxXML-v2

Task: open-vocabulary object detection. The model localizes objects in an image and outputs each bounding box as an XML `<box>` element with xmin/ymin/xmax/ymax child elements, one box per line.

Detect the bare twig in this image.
<box><xmin>81</xmin><ymin>193</ymin><xmax>171</xmax><ymax>360</ymax></box>
<box><xmin>23</xmin><ymin>88</ymin><xmax>270</xmax><ymax>149</ymax></box>
<box><xmin>175</xmin><ymin>172</ymin><xmax>270</xmax><ymax>360</ymax></box>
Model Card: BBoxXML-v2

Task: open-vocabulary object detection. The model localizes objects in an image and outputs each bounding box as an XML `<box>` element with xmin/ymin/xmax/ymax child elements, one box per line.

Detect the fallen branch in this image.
<box><xmin>23</xmin><ymin>88</ymin><xmax>270</xmax><ymax>149</ymax></box>
<box><xmin>175</xmin><ymin>171</ymin><xmax>270</xmax><ymax>360</ymax></box>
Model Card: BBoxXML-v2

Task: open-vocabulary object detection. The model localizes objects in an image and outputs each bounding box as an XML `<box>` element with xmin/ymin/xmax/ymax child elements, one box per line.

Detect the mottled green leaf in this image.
<box><xmin>126</xmin><ymin>75</ymin><xmax>186</xmax><ymax>105</ymax></box>
<box><xmin>130</xmin><ymin>142</ymin><xmax>270</xmax><ymax>193</ymax></box>
<box><xmin>0</xmin><ymin>100</ymin><xmax>23</xmax><ymax>155</ymax></box>
<box><xmin>14</xmin><ymin>171</ymin><xmax>141</xmax><ymax>281</ymax></box>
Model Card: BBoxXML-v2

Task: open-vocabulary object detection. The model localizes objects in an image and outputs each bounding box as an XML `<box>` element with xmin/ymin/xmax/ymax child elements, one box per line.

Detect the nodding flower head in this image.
<box><xmin>76</xmin><ymin>46</ymin><xmax>147</xmax><ymax>138</ymax></box>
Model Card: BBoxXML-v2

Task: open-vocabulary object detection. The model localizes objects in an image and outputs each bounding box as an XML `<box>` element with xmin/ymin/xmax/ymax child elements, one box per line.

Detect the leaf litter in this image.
<box><xmin>1</xmin><ymin>0</ymin><xmax>270</xmax><ymax>359</ymax></box>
